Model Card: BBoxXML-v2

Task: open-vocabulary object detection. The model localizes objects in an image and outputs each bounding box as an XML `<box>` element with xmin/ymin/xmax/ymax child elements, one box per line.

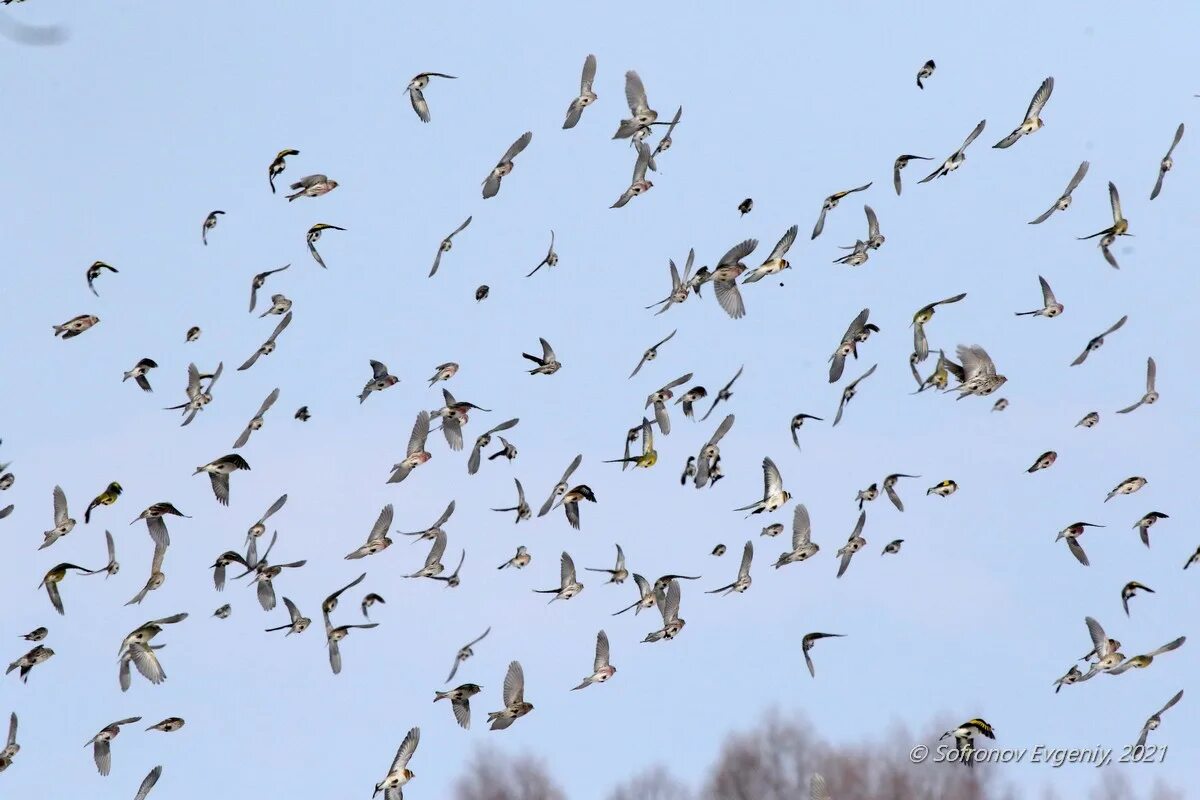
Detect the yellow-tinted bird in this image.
<box><xmin>84</xmin><ymin>482</ymin><xmax>122</xmax><ymax>524</ymax></box>
<box><xmin>268</xmin><ymin>148</ymin><xmax>299</xmax><ymax>194</ymax></box>
<box><xmin>604</xmin><ymin>418</ymin><xmax>657</xmax><ymax>469</ymax></box>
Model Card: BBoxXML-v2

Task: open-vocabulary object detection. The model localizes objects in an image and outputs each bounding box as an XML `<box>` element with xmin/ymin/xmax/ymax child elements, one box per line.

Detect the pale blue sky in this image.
<box><xmin>1</xmin><ymin>1</ymin><xmax>1196</xmax><ymax>797</ymax></box>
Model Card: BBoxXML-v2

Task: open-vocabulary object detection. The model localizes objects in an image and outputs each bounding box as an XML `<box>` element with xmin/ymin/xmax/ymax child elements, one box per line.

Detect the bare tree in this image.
<box><xmin>454</xmin><ymin>747</ymin><xmax>567</xmax><ymax>800</ymax></box>
<box><xmin>607</xmin><ymin>765</ymin><xmax>693</xmax><ymax>800</ymax></box>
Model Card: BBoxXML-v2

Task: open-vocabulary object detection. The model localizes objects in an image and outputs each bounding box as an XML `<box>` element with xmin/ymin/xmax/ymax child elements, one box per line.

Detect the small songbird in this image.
<box><xmin>53</xmin><ymin>314</ymin><xmax>99</xmax><ymax>339</ymax></box>
<box><xmin>125</xmin><ymin>538</ymin><xmax>168</xmax><ymax>606</ymax></box>
<box><xmin>709</xmin><ymin>239</ymin><xmax>757</xmax><ymax>319</ymax></box>
<box><xmin>537</xmin><ymin>454</ymin><xmax>583</xmax><ymax>517</ymax></box>
<box><xmin>85</xmin><ymin>260</ymin><xmax>118</xmax><ymax>296</ymax></box>
<box><xmin>359</xmin><ymin>360</ymin><xmax>400</xmax><ymax>404</ymax></box>
<box><xmin>325</xmin><ymin>619</ymin><xmax>378</xmax><ymax>676</ymax></box>
<box><xmin>39</xmin><ymin>485</ymin><xmax>76</xmax><ymax>550</ymax></box>
<box><xmin>265</xmin><ymin>597</ymin><xmax>310</xmax><ymax>636</ymax></box>
<box><xmin>294</xmin><ymin>406</ymin><xmax>311</xmax><ymax>422</ymax></box>
<box><xmin>286</xmin><ymin>174</ymin><xmax>338</xmax><ymax>202</ymax></box>
<box><xmin>855</xmin><ymin>483</ymin><xmax>878</xmax><ymax>510</ymax></box>
<box><xmin>498</xmin><ymin>545</ymin><xmax>531</xmax><ymax>570</ymax></box>
<box><xmin>1105</xmin><ymin>476</ymin><xmax>1147</xmax><ymax>503</ymax></box>
<box><xmin>835</xmin><ymin>511</ymin><xmax>867</xmax><ymax>578</ymax></box>
<box><xmin>201</xmin><ymin>210</ymin><xmax>224</xmax><ymax>245</ymax></box>
<box><xmin>1053</xmin><ymin>664</ymin><xmax>1085</xmax><ymax>693</ymax></box>
<box><xmin>373</xmin><ymin>726</ymin><xmax>420</xmax><ymax>800</ymax></box>
<box><xmin>1078</xmin><ymin>181</ymin><xmax>1130</xmax><ymax>243</ymax></box>
<box><xmin>407</xmin><ymin>70</ymin><xmax>457</xmax><ymax>122</ymax></box>
<box><xmin>811</xmin><ymin>183</ymin><xmax>871</xmax><ymax>239</ymax></box>
<box><xmin>993</xmin><ymin>76</ymin><xmax>1054</xmax><ymax>148</ymax></box>
<box><xmin>87</xmin><ymin>717</ymin><xmax>142</xmax><ymax>775</ymax></box>
<box><xmin>1150</xmin><ymin>123</ymin><xmax>1184</xmax><ymax>200</ymax></box>
<box><xmin>247</xmin><ymin>264</ymin><xmax>290</xmax><ymax>314</ymax></box>
<box><xmin>1106</xmin><ymin>636</ymin><xmax>1186</xmax><ymax>675</ymax></box>
<box><xmin>737</xmin><ymin>198</ymin><xmax>753</xmax><ymax>216</ymax></box>
<box><xmin>585</xmin><ymin>544</ymin><xmax>628</xmax><ymax>585</ymax></box>
<box><xmin>916</xmin><ymin>59</ymin><xmax>935</xmax><ymax>89</ymax></box>
<box><xmin>1132</xmin><ymin>512</ymin><xmax>1168</xmax><ymax>548</ymax></box>
<box><xmin>445</xmin><ymin>627</ymin><xmax>490</xmax><ymax>684</ymax></box>
<box><xmin>1</xmin><ymin>711</ymin><xmax>18</xmax><ymax>769</ymax></box>
<box><xmin>629</xmin><ymin>329</ymin><xmax>678</xmax><ymax>378</ymax></box>
<box><xmin>404</xmin><ymin>530</ymin><xmax>447</xmax><ymax>579</ymax></box>
<box><xmin>706</xmin><ymin>540</ymin><xmax>753</xmax><ymax>595</ymax></box>
<box><xmin>185</xmin><ymin>326</ymin><xmax>200</xmax><ymax>342</ymax></box>
<box><xmin>883</xmin><ymin>473</ymin><xmax>920</xmax><ymax>512</ymax></box>
<box><xmin>522</xmin><ymin>337</ymin><xmax>561</xmax><ymax>375</ymax></box>
<box><xmin>611</xmin><ymin>140</ymin><xmax>654</xmax><ymax>209</ymax></box>
<box><xmin>526</xmin><ymin>230</ymin><xmax>560</xmax><ymax>277</ymax></box>
<box><xmin>919</xmin><ymin>119</ymin><xmax>987</xmax><ymax>183</ymax></box>
<box><xmin>306</xmin><ymin>223</ymin><xmax>346</xmax><ymax>269</ymax></box>
<box><xmin>572</xmin><ymin>630</ymin><xmax>616</xmax><ymax>690</ymax></box>
<box><xmin>132</xmin><ymin>501</ymin><xmax>188</xmax><ymax>550</ymax></box>
<box><xmin>562</xmin><ymin>53</ymin><xmax>597</xmax><ymax>130</ymax></box>
<box><xmin>429</xmin><ymin>550</ymin><xmax>465</xmax><ymax>588</ymax></box>
<box><xmin>360</xmin><ymin>593</ymin><xmax>385</xmax><ymax>619</ymax></box>
<box><xmin>145</xmin><ymin>717</ymin><xmax>184</xmax><ymax>733</ymax></box>
<box><xmin>260</xmin><ymin>293</ymin><xmax>291</xmax><ymax>318</ymax></box>
<box><xmin>927</xmin><ymin>479</ymin><xmax>958</xmax><ymax>497</ymax></box>
<box><xmin>1116</xmin><ymin>357</ymin><xmax>1159</xmax><ymax>414</ymax></box>
<box><xmin>1070</xmin><ymin>315</ymin><xmax>1128</xmax><ymax>366</ymax></box>
<box><xmin>22</xmin><ymin>627</ymin><xmax>48</xmax><ymax>642</ymax></box>
<box><xmin>487</xmin><ymin>661</ymin><xmax>534</xmax><ymax>730</ymax></box>
<box><xmin>912</xmin><ymin>293</ymin><xmax>967</xmax><ymax>362</ymax></box>
<box><xmin>40</xmin><ymin>562</ymin><xmax>97</xmax><ymax>614</ymax></box>
<box><xmin>939</xmin><ymin>719</ymin><xmax>996</xmax><ymax>767</ymax></box>
<box><xmin>533</xmin><ymin>551</ymin><xmax>584</xmax><ymax>602</ymax></box>
<box><xmin>605</xmin><ymin>418</ymin><xmax>657</xmax><ymax>469</ymax></box>
<box><xmin>651</xmin><ymin>105</ymin><xmax>683</xmax><ymax>158</ymax></box>
<box><xmin>774</xmin><ymin>504</ymin><xmax>820</xmax><ymax>568</ymax></box>
<box><xmin>84</xmin><ymin>482</ymin><xmax>122</xmax><ymax>524</ymax></box>
<box><xmin>482</xmin><ymin>131</ymin><xmax>532</xmax><ymax>199</ymax></box>
<box><xmin>735</xmin><ymin>457</ymin><xmax>791</xmax><ymax>516</ymax></box>
<box><xmin>133</xmin><ymin>766</ymin><xmax>162</xmax><ymax>800</ymax></box>
<box><xmin>213</xmin><ymin>604</ymin><xmax>231</xmax><ymax>619</ymax></box>
<box><xmin>123</xmin><ymin>358</ymin><xmax>158</xmax><ymax>392</ymax></box>
<box><xmin>893</xmin><ymin>154</ymin><xmax>933</xmax><ymax>195</ymax></box>
<box><xmin>1076</xmin><ymin>411</ymin><xmax>1100</xmax><ymax>428</ymax></box>
<box><xmin>953</xmin><ymin>344</ymin><xmax>1007</xmax><ymax>399</ymax></box>
<box><xmin>1015</xmin><ymin>276</ymin><xmax>1063</xmax><ymax>318</ymax></box>
<box><xmin>321</xmin><ymin>573</ymin><xmax>366</xmax><ymax>618</ymax></box>
<box><xmin>344</xmin><ymin>504</ymin><xmax>395</xmax><ymax>560</ymax></box>
<box><xmin>677</xmin><ymin>385</ymin><xmax>708</xmax><ymax>420</ymax></box>
<box><xmin>789</xmin><ymin>413</ymin><xmax>822</xmax><ymax>450</ymax></box>
<box><xmin>992</xmin><ymin>398</ymin><xmax>1008</xmax><ymax>412</ymax></box>
<box><xmin>832</xmin><ymin>363</ymin><xmax>878</xmax><ymax>427</ymax></box>
<box><xmin>233</xmin><ymin>389</ymin><xmax>281</xmax><ymax>449</ymax></box>
<box><xmin>882</xmin><ymin>539</ymin><xmax>904</xmax><ymax>555</ymax></box>
<box><xmin>802</xmin><ymin>632</ymin><xmax>845</xmax><ymax>677</ymax></box>
<box><xmin>193</xmin><ymin>454</ymin><xmax>251</xmax><ymax>506</ymax></box>
<box><xmin>6</xmin><ymin>645</ymin><xmax>54</xmax><ymax>684</ymax></box>
<box><xmin>1026</xmin><ymin>451</ymin><xmax>1057</xmax><ymax>473</ymax></box>
<box><xmin>743</xmin><ymin>224</ymin><xmax>799</xmax><ymax>283</ymax></box>
<box><xmin>701</xmin><ymin>365</ymin><xmax>744</xmax><ymax>421</ymax></box>
<box><xmin>1029</xmin><ymin>161</ymin><xmax>1089</xmax><ymax>224</ymax></box>
<box><xmin>491</xmin><ymin>477</ymin><xmax>532</xmax><ymax>524</ymax></box>
<box><xmin>267</xmin><ymin>148</ymin><xmax>299</xmax><ymax>193</ymax></box>
<box><xmin>1056</xmin><ymin>522</ymin><xmax>1103</xmax><ymax>567</ymax></box>
<box><xmin>760</xmin><ymin>523</ymin><xmax>783</xmax><ymax>538</ymax></box>
<box><xmin>475</xmin><ymin>285</ymin><xmax>489</xmax><ymax>302</ymax></box>
<box><xmin>642</xmin><ymin>579</ymin><xmax>686</xmax><ymax>643</ymax></box>
<box><xmin>435</xmin><ymin>683</ymin><xmax>483</xmax><ymax>730</ymax></box>
<box><xmin>429</xmin><ymin>218</ymin><xmax>472</xmax><ymax>278</ymax></box>
<box><xmin>1079</xmin><ymin>617</ymin><xmax>1124</xmax><ymax>674</ymax></box>
<box><xmin>613</xmin><ymin>70</ymin><xmax>658</xmax><ymax>139</ymax></box>
<box><xmin>712</xmin><ymin>544</ymin><xmax>727</xmax><ymax>556</ymax></box>
<box><xmin>1121</xmin><ymin>581</ymin><xmax>1155</xmax><ymax>616</ymax></box>
<box><xmin>1135</xmin><ymin>690</ymin><xmax>1184</xmax><ymax>750</ymax></box>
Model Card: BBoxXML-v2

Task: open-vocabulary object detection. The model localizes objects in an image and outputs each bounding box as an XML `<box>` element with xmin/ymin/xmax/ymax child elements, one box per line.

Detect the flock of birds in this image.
<box><xmin>4</xmin><ymin>49</ymin><xmax>1195</xmax><ymax>800</ymax></box>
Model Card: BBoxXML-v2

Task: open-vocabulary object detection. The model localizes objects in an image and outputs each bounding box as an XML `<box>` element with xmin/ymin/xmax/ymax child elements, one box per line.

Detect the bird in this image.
<box><xmin>651</xmin><ymin>105</ymin><xmax>683</xmax><ymax>158</ymax></box>
<box><xmin>628</xmin><ymin>329</ymin><xmax>677</xmax><ymax>378</ymax></box>
<box><xmin>407</xmin><ymin>70</ymin><xmax>457</xmax><ymax>121</ymax></box>
<box><xmin>125</xmin><ymin>537</ymin><xmax>169</xmax><ymax>606</ymax></box>
<box><xmin>743</xmin><ymin>224</ymin><xmax>799</xmax><ymax>284</ymax></box>
<box><xmin>84</xmin><ymin>481</ymin><xmax>122</xmax><ymax>524</ymax></box>
<box><xmin>247</xmin><ymin>264</ymin><xmax>290</xmax><ymax>313</ymax></box>
<box><xmin>735</xmin><ymin>457</ymin><xmax>791</xmax><ymax>516</ymax></box>
<box><xmin>912</xmin><ymin>293</ymin><xmax>967</xmax><ymax>362</ymax></box>
<box><xmin>233</xmin><ymin>388</ymin><xmax>280</xmax><ymax>448</ymax></box>
<box><xmin>882</xmin><ymin>539</ymin><xmax>904</xmax><ymax>555</ymax></box>
<box><xmin>294</xmin><ymin>405</ymin><xmax>311</xmax><ymax>421</ymax></box>
<box><xmin>832</xmin><ymin>363</ymin><xmax>877</xmax><ymax>427</ymax></box>
<box><xmin>1132</xmin><ymin>512</ymin><xmax>1169</xmax><ymax>548</ymax></box>
<box><xmin>286</xmin><ymin>174</ymin><xmax>338</xmax><ymax>201</ymax></box>
<box><xmin>828</xmin><ymin>307</ymin><xmax>874</xmax><ymax>383</ymax></box>
<box><xmin>1121</xmin><ymin>581</ymin><xmax>1155</xmax><ymax>616</ymax></box>
<box><xmin>267</xmin><ymin>148</ymin><xmax>299</xmax><ymax>193</ymax></box>
<box><xmin>1027</xmin><ymin>450</ymin><xmax>1057</xmax><ymax>473</ymax></box>
<box><xmin>185</xmin><ymin>326</ymin><xmax>200</xmax><ymax>342</ymax></box>
<box><xmin>855</xmin><ymin>483</ymin><xmax>878</xmax><ymax>509</ymax></box>
<box><xmin>701</xmin><ymin>365</ymin><xmax>744</xmax><ymax>421</ymax></box>
<box><xmin>676</xmin><ymin>384</ymin><xmax>708</xmax><ymax>420</ymax></box>
<box><xmin>1015</xmin><ymin>276</ymin><xmax>1063</xmax><ymax>318</ymax></box>
<box><xmin>939</xmin><ymin>719</ymin><xmax>996</xmax><ymax>767</ymax></box>
<box><xmin>919</xmin><ymin>119</ymin><xmax>987</xmax><ymax>182</ymax></box>
<box><xmin>306</xmin><ymin>223</ymin><xmax>346</xmax><ymax>269</ymax></box>
<box><xmin>429</xmin><ymin>549</ymin><xmax>465</xmax><ymax>588</ymax></box>
<box><xmin>789</xmin><ymin>413</ymin><xmax>822</xmax><ymax>450</ymax></box>
<box><xmin>835</xmin><ymin>511</ymin><xmax>867</xmax><ymax>578</ymax></box>
<box><xmin>709</xmin><ymin>239</ymin><xmax>757</xmax><ymax>319</ymax></box>
<box><xmin>562</xmin><ymin>53</ymin><xmax>597</xmax><ymax>129</ymax></box>
<box><xmin>1076</xmin><ymin>411</ymin><xmax>1100</xmax><ymax>428</ymax></box>
<box><xmin>193</xmin><ymin>454</ymin><xmax>251</xmax><ymax>506</ymax></box>
<box><xmin>1070</xmin><ymin>315</ymin><xmax>1128</xmax><ymax>366</ymax></box>
<box><xmin>605</xmin><ymin>418</ymin><xmax>657</xmax><ymax>469</ymax></box>
<box><xmin>706</xmin><ymin>540</ymin><xmax>753</xmax><ymax>595</ymax></box>
<box><xmin>53</xmin><ymin>314</ymin><xmax>99</xmax><ymax>339</ymax></box>
<box><xmin>1105</xmin><ymin>476</ymin><xmax>1147</xmax><ymax>502</ymax></box>
<box><xmin>953</xmin><ymin>344</ymin><xmax>1007</xmax><ymax>399</ymax></box>
<box><xmin>810</xmin><ymin>773</ymin><xmax>831</xmax><ymax>800</ymax></box>
<box><xmin>487</xmin><ymin>660</ymin><xmax>534</xmax><ymax>731</ymax></box>
<box><xmin>1115</xmin><ymin>357</ymin><xmax>1158</xmax><ymax>414</ymax></box>
<box><xmin>475</xmin><ymin>285</ymin><xmax>489</xmax><ymax>302</ymax></box>
<box><xmin>1105</xmin><ymin>636</ymin><xmax>1186</xmax><ymax>675</ymax></box>
<box><xmin>430</xmin><ymin>389</ymin><xmax>492</xmax><ymax>451</ymax></box>
<box><xmin>572</xmin><ymin>630</ymin><xmax>616</xmax><ymax>690</ymax></box>
<box><xmin>133</xmin><ymin>766</ymin><xmax>163</xmax><ymax>800</ymax></box>
<box><xmin>498</xmin><ymin>545</ymin><xmax>531</xmax><ymax>570</ymax></box>
<box><xmin>537</xmin><ymin>454</ymin><xmax>583</xmax><ymax>516</ymax></box>
<box><xmin>373</xmin><ymin>726</ymin><xmax>420</xmax><ymax>799</ymax></box>
<box><xmin>522</xmin><ymin>337</ymin><xmax>561</xmax><ymax>375</ymax></box>
<box><xmin>387</xmin><ymin>411</ymin><xmax>432</xmax><ymax>484</ymax></box>
<box><xmin>344</xmin><ymin>504</ymin><xmax>396</xmax><ymax>559</ymax></box>
<box><xmin>645</xmin><ymin>249</ymin><xmax>697</xmax><ymax>315</ymax></box>
<box><xmin>324</xmin><ymin>618</ymin><xmax>378</xmax><ymax>676</ymax></box>
<box><xmin>534</xmin><ymin>551</ymin><xmax>584</xmax><ymax>602</ymax></box>
<box><xmin>122</xmin><ymin>358</ymin><xmax>158</xmax><ymax>392</ymax></box>
<box><xmin>611</xmin><ymin>140</ymin><xmax>654</xmax><ymax>209</ymax></box>
<box><xmin>201</xmin><ymin>210</ymin><xmax>224</xmax><ymax>245</ymax></box>
<box><xmin>131</xmin><ymin>501</ymin><xmax>188</xmax><ymax>550</ymax></box>
<box><xmin>1079</xmin><ymin>181</ymin><xmax>1130</xmax><ymax>243</ymax></box>
<box><xmin>23</xmin><ymin>627</ymin><xmax>48</xmax><ymax>642</ymax></box>
<box><xmin>405</xmin><ymin>530</ymin><xmax>447</xmax><ymax>579</ymax></box>
<box><xmin>482</xmin><ymin>131</ymin><xmax>532</xmax><ymax>199</ymax></box>
<box><xmin>1079</xmin><ymin>616</ymin><xmax>1125</xmax><ymax>676</ymax></box>
<box><xmin>802</xmin><ymin>632</ymin><xmax>845</xmax><ymax>677</ymax></box>
<box><xmin>435</xmin><ymin>683</ymin><xmax>483</xmax><ymax>730</ymax></box>
<box><xmin>882</xmin><ymin>473</ymin><xmax>920</xmax><ymax>511</ymax></box>
<box><xmin>259</xmin><ymin>293</ymin><xmax>293</xmax><ymax>318</ymax></box>
<box><xmin>321</xmin><ymin>572</ymin><xmax>366</xmax><ymax>618</ymax></box>
<box><xmin>445</xmin><ymin>627</ymin><xmax>490</xmax><ymax>684</ymax></box>
<box><xmin>927</xmin><ymin>479</ymin><xmax>958</xmax><ymax>497</ymax></box>
<box><xmin>0</xmin><ymin>712</ymin><xmax>18</xmax><ymax>770</ymax></box>
<box><xmin>893</xmin><ymin>154</ymin><xmax>932</xmax><ymax>195</ymax></box>
<box><xmin>39</xmin><ymin>485</ymin><xmax>76</xmax><ymax>550</ymax></box>
<box><xmin>585</xmin><ymin>544</ymin><xmax>629</xmax><ymax>584</ymax></box>
<box><xmin>361</xmin><ymin>593</ymin><xmax>385</xmax><ymax>619</ymax></box>
<box><xmin>212</xmin><ymin>604</ymin><xmax>231</xmax><ymax>619</ymax></box>
<box><xmin>811</xmin><ymin>183</ymin><xmax>871</xmax><ymax>239</ymax></box>
<box><xmin>1150</xmin><ymin>123</ymin><xmax>1184</xmax><ymax>200</ymax></box>
<box><xmin>87</xmin><ymin>717</ymin><xmax>142</xmax><ymax>776</ymax></box>
<box><xmin>642</xmin><ymin>578</ymin><xmax>685</xmax><ymax>643</ymax></box>
<box><xmin>492</xmin><ymin>477</ymin><xmax>532</xmax><ymax>524</ymax></box>
<box><xmin>1029</xmin><ymin>161</ymin><xmax>1089</xmax><ymax>224</ymax></box>
<box><xmin>359</xmin><ymin>359</ymin><xmax>400</xmax><ymax>403</ymax></box>
<box><xmin>85</xmin><ymin>260</ymin><xmax>118</xmax><ymax>296</ymax></box>
<box><xmin>6</xmin><ymin>645</ymin><xmax>54</xmax><ymax>683</ymax></box>
<box><xmin>613</xmin><ymin>70</ymin><xmax>658</xmax><ymax>139</ymax></box>
<box><xmin>774</xmin><ymin>504</ymin><xmax>820</xmax><ymax>568</ymax></box>
<box><xmin>737</xmin><ymin>198</ymin><xmax>753</xmax><ymax>215</ymax></box>
<box><xmin>557</xmin><ymin>482</ymin><xmax>596</xmax><ymax>527</ymax></box>
<box><xmin>1135</xmin><ymin>690</ymin><xmax>1183</xmax><ymax>749</ymax></box>
<box><xmin>145</xmin><ymin>718</ymin><xmax>185</xmax><ymax>733</ymax></box>
<box><xmin>1053</xmin><ymin>665</ymin><xmax>1085</xmax><ymax>694</ymax></box>
<box><xmin>1056</xmin><ymin>522</ymin><xmax>1103</xmax><ymax>566</ymax></box>
<box><xmin>429</xmin><ymin>217</ymin><xmax>471</xmax><ymax>277</ymax></box>
<box><xmin>40</xmin><ymin>562</ymin><xmax>96</xmax><ymax>614</ymax></box>
<box><xmin>993</xmin><ymin>76</ymin><xmax>1054</xmax><ymax>148</ymax></box>
<box><xmin>916</xmin><ymin>59</ymin><xmax>935</xmax><ymax>89</ymax></box>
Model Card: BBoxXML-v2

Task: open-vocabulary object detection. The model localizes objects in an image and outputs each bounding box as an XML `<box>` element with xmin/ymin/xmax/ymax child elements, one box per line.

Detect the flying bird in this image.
<box><xmin>919</xmin><ymin>119</ymin><xmax>986</xmax><ymax>182</ymax></box>
<box><xmin>306</xmin><ymin>223</ymin><xmax>346</xmax><ymax>269</ymax></box>
<box><xmin>429</xmin><ymin>216</ymin><xmax>471</xmax><ymax>277</ymax></box>
<box><xmin>482</xmin><ymin>131</ymin><xmax>532</xmax><ymax>199</ymax></box>
<box><xmin>407</xmin><ymin>71</ymin><xmax>457</xmax><ymax>122</ymax></box>
<box><xmin>993</xmin><ymin>76</ymin><xmax>1054</xmax><ymax>148</ymax></box>
<box><xmin>1150</xmin><ymin>123</ymin><xmax>1184</xmax><ymax>200</ymax></box>
<box><xmin>562</xmin><ymin>53</ymin><xmax>598</xmax><ymax>129</ymax></box>
<box><xmin>1029</xmin><ymin>161</ymin><xmax>1089</xmax><ymax>224</ymax></box>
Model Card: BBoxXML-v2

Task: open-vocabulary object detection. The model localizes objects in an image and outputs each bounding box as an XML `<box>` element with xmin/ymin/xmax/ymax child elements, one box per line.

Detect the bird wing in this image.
<box><xmin>498</xmin><ymin>131</ymin><xmax>533</xmax><ymax>165</ymax></box>
<box><xmin>253</xmin><ymin>388</ymin><xmax>281</xmax><ymax>419</ymax></box>
<box><xmin>1064</xmin><ymin>160</ymin><xmax>1089</xmax><ymax>194</ymax></box>
<box><xmin>1100</xmin><ymin>315</ymin><xmax>1129</xmax><ymax>338</ymax></box>
<box><xmin>424</xmin><ymin>530</ymin><xmax>447</xmax><ymax>567</ymax></box>
<box><xmin>1085</xmin><ymin>617</ymin><xmax>1109</xmax><ymax>657</ymax></box>
<box><xmin>624</xmin><ymin>70</ymin><xmax>648</xmax><ymax>115</ymax></box>
<box><xmin>762</xmin><ymin>457</ymin><xmax>784</xmax><ymax>497</ymax></box>
<box><xmin>713</xmin><ymin>279</ymin><xmax>745</xmax><ymax>319</ymax></box>
<box><xmin>738</xmin><ymin>540</ymin><xmax>754</xmax><ymax>580</ymax></box>
<box><xmin>717</xmin><ymin>238</ymin><xmax>758</xmax><ymax>267</ymax></box>
<box><xmin>1109</xmin><ymin>182</ymin><xmax>1123</xmax><ymax>223</ymax></box>
<box><xmin>390</xmin><ymin>726</ymin><xmax>420</xmax><ymax>771</ymax></box>
<box><xmin>560</xmin><ymin>551</ymin><xmax>577</xmax><ymax>585</ymax></box>
<box><xmin>52</xmin><ymin>485</ymin><xmax>68</xmax><ymax>525</ymax></box>
<box><xmin>580</xmin><ymin>53</ymin><xmax>597</xmax><ymax>92</ymax></box>
<box><xmin>1025</xmin><ymin>76</ymin><xmax>1054</xmax><ymax>120</ymax></box>
<box><xmin>503</xmin><ymin>660</ymin><xmax>525</xmax><ymax>705</ymax></box>
<box><xmin>367</xmin><ymin>504</ymin><xmax>394</xmax><ymax>544</ymax></box>
<box><xmin>1146</xmin><ymin>357</ymin><xmax>1156</xmax><ymax>392</ymax></box>
<box><xmin>959</xmin><ymin>119</ymin><xmax>987</xmax><ymax>152</ymax></box>
<box><xmin>407</xmin><ymin>411</ymin><xmax>431</xmax><ymax>456</ymax></box>
<box><xmin>768</xmin><ymin>224</ymin><xmax>799</xmax><ymax>261</ymax></box>
<box><xmin>792</xmin><ymin>504</ymin><xmax>812</xmax><ymax>547</ymax></box>
<box><xmin>1038</xmin><ymin>276</ymin><xmax>1057</xmax><ymax>307</ymax></box>
<box><xmin>840</xmin><ymin>308</ymin><xmax>870</xmax><ymax>346</ymax></box>
<box><xmin>594</xmin><ymin>630</ymin><xmax>610</xmax><ymax>671</ymax></box>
